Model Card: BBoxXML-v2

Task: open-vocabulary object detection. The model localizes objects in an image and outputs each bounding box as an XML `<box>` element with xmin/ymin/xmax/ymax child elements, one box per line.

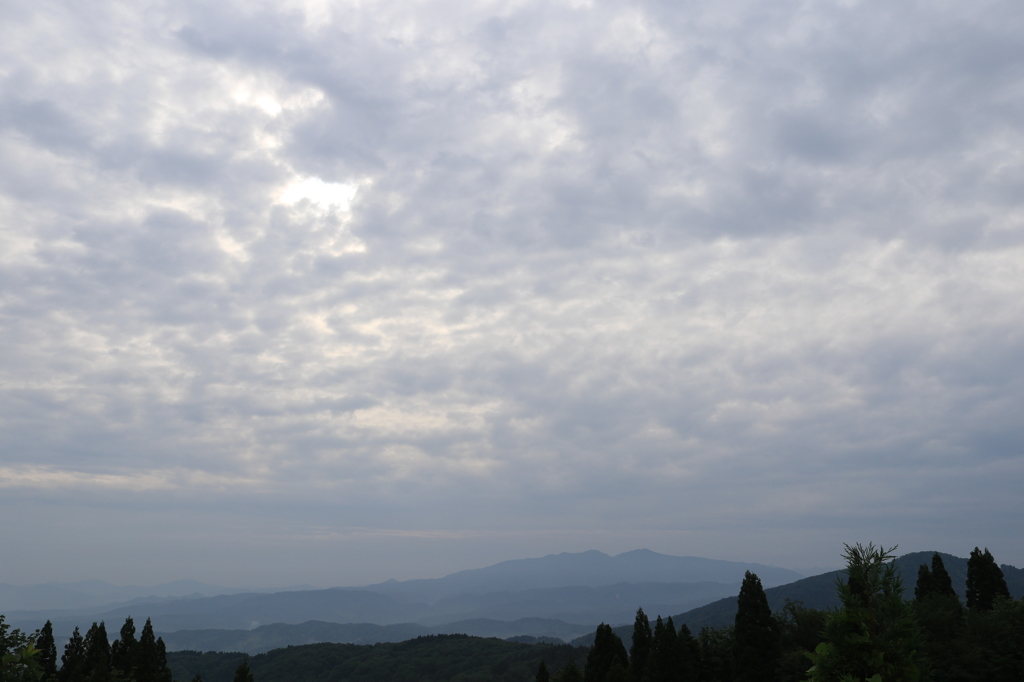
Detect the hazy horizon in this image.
<box><xmin>2</xmin><ymin>0</ymin><xmax>1022</xmax><ymax>588</ymax></box>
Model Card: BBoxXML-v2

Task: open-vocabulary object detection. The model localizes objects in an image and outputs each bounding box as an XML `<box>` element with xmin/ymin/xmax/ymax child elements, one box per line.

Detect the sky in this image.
<box><xmin>1</xmin><ymin>0</ymin><xmax>1023</xmax><ymax>588</ymax></box>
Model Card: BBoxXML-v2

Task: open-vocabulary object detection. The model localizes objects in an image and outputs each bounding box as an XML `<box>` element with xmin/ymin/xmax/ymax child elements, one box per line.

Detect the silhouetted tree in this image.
<box><xmin>930</xmin><ymin>553</ymin><xmax>956</xmax><ymax>600</ymax></box>
<box><xmin>676</xmin><ymin>622</ymin><xmax>700</xmax><ymax>681</ymax></box>
<box><xmin>966</xmin><ymin>547</ymin><xmax>1010</xmax><ymax>611</ymax></box>
<box><xmin>630</xmin><ymin>608</ymin><xmax>653</xmax><ymax>682</ymax></box>
<box><xmin>583</xmin><ymin>623</ymin><xmax>628</xmax><ymax>682</ymax></box>
<box><xmin>915</xmin><ymin>563</ymin><xmax>936</xmax><ymax>602</ymax></box>
<box><xmin>83</xmin><ymin>622</ymin><xmax>110</xmax><ymax>682</ymax></box>
<box><xmin>733</xmin><ymin>571</ymin><xmax>779</xmax><ymax>682</ymax></box>
<box><xmin>110</xmin><ymin>617</ymin><xmax>136</xmax><ymax>679</ymax></box>
<box><xmin>36</xmin><ymin>621</ymin><xmax>58</xmax><ymax>682</ymax></box>
<box><xmin>536</xmin><ymin>660</ymin><xmax>550</xmax><ymax>682</ymax></box>
<box><xmin>232</xmin><ymin>657</ymin><xmax>254</xmax><ymax>682</ymax></box>
<box><xmin>647</xmin><ymin>616</ymin><xmax>681</xmax><ymax>682</ymax></box>
<box><xmin>58</xmin><ymin>628</ymin><xmax>86</xmax><ymax>682</ymax></box>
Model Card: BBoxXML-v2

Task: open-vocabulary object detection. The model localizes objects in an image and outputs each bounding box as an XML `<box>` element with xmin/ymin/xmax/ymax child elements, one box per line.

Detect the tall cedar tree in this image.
<box><xmin>583</xmin><ymin>623</ymin><xmax>628</xmax><ymax>682</ymax></box>
<box><xmin>733</xmin><ymin>571</ymin><xmax>780</xmax><ymax>682</ymax></box>
<box><xmin>630</xmin><ymin>608</ymin><xmax>653</xmax><ymax>682</ymax></box>
<box><xmin>676</xmin><ymin>622</ymin><xmax>700</xmax><ymax>681</ymax></box>
<box><xmin>111</xmin><ymin>617</ymin><xmax>136</xmax><ymax>678</ymax></box>
<box><xmin>806</xmin><ymin>543</ymin><xmax>925</xmax><ymax>682</ymax></box>
<box><xmin>536</xmin><ymin>661</ymin><xmax>550</xmax><ymax>682</ymax></box>
<box><xmin>966</xmin><ymin>547</ymin><xmax>1010</xmax><ymax>611</ymax></box>
<box><xmin>232</xmin><ymin>657</ymin><xmax>254</xmax><ymax>682</ymax></box>
<box><xmin>59</xmin><ymin>627</ymin><xmax>86</xmax><ymax>682</ymax></box>
<box><xmin>915</xmin><ymin>564</ymin><xmax>936</xmax><ymax>602</ymax></box>
<box><xmin>647</xmin><ymin>616</ymin><xmax>682</xmax><ymax>682</ymax></box>
<box><xmin>84</xmin><ymin>622</ymin><xmax>111</xmax><ymax>682</ymax></box>
<box><xmin>930</xmin><ymin>553</ymin><xmax>956</xmax><ymax>600</ymax></box>
<box><xmin>916</xmin><ymin>553</ymin><xmax>959</xmax><ymax>602</ymax></box>
<box><xmin>37</xmin><ymin>621</ymin><xmax>58</xmax><ymax>682</ymax></box>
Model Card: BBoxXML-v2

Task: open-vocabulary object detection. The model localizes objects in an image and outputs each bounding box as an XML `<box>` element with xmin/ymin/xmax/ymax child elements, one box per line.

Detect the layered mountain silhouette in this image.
<box><xmin>6</xmin><ymin>550</ymin><xmax>801</xmax><ymax>648</ymax></box>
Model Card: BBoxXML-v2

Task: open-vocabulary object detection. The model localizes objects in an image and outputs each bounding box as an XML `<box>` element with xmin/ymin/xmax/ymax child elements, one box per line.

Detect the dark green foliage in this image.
<box><xmin>696</xmin><ymin>625</ymin><xmax>733</xmax><ymax>682</ymax></box>
<box><xmin>675</xmin><ymin>622</ymin><xmax>699</xmax><ymax>681</ymax></box>
<box><xmin>806</xmin><ymin>543</ymin><xmax>925</xmax><ymax>682</ymax></box>
<box><xmin>914</xmin><ymin>564</ymin><xmax>935</xmax><ymax>602</ymax></box>
<box><xmin>83</xmin><ymin>623</ymin><xmax>111</xmax><ymax>682</ymax></box>
<box><xmin>536</xmin><ymin>661</ymin><xmax>550</xmax><ymax>682</ymax></box>
<box><xmin>59</xmin><ymin>628</ymin><xmax>86</xmax><ymax>682</ymax></box>
<box><xmin>36</xmin><ymin>621</ymin><xmax>57</xmax><ymax>682</ymax></box>
<box><xmin>775</xmin><ymin>600</ymin><xmax>827</xmax><ymax>682</ymax></box>
<box><xmin>111</xmin><ymin>618</ymin><xmax>136</xmax><ymax>680</ymax></box>
<box><xmin>914</xmin><ymin>554</ymin><xmax>958</xmax><ymax>603</ymax></box>
<box><xmin>1</xmin><ymin>614</ymin><xmax>43</xmax><ymax>682</ymax></box>
<box><xmin>190</xmin><ymin>677</ymin><xmax>203</xmax><ymax>682</ymax></box>
<box><xmin>912</xmin><ymin>591</ymin><xmax>966</xmax><ymax>682</ymax></box>
<box><xmin>957</xmin><ymin>596</ymin><xmax>1024</xmax><ymax>681</ymax></box>
<box><xmin>231</xmin><ymin>658</ymin><xmax>253</xmax><ymax>682</ymax></box>
<box><xmin>966</xmin><ymin>547</ymin><xmax>1010</xmax><ymax>611</ymax></box>
<box><xmin>929</xmin><ymin>554</ymin><xmax>956</xmax><ymax>600</ymax></box>
<box><xmin>732</xmin><ymin>571</ymin><xmax>779</xmax><ymax>682</ymax></box>
<box><xmin>168</xmin><ymin>636</ymin><xmax>588</xmax><ymax>682</ymax></box>
<box><xmin>554</xmin><ymin>658</ymin><xmax>582</xmax><ymax>682</ymax></box>
<box><xmin>629</xmin><ymin>608</ymin><xmax>652</xmax><ymax>682</ymax></box>
<box><xmin>582</xmin><ymin>624</ymin><xmax>627</xmax><ymax>682</ymax></box>
<box><xmin>646</xmin><ymin>616</ymin><xmax>681</xmax><ymax>682</ymax></box>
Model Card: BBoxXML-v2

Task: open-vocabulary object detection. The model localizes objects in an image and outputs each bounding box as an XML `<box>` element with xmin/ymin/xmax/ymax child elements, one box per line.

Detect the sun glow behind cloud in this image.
<box><xmin>0</xmin><ymin>0</ymin><xmax>1022</xmax><ymax>585</ymax></box>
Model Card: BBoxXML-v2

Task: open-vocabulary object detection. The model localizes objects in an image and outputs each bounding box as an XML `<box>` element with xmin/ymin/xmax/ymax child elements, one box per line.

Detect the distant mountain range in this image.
<box><xmin>4</xmin><ymin>549</ymin><xmax>801</xmax><ymax>648</ymax></box>
<box><xmin>0</xmin><ymin>579</ymin><xmax>316</xmax><ymax>612</ymax></box>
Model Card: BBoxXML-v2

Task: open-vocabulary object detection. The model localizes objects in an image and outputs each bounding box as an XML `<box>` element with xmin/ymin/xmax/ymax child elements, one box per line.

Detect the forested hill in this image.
<box><xmin>167</xmin><ymin>635</ymin><xmax>587</xmax><ymax>682</ymax></box>
<box><xmin>658</xmin><ymin>550</ymin><xmax>1024</xmax><ymax>633</ymax></box>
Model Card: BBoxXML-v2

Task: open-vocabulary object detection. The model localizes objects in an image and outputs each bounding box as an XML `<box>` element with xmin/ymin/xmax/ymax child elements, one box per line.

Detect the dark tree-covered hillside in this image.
<box><xmin>167</xmin><ymin>636</ymin><xmax>588</xmax><ymax>682</ymax></box>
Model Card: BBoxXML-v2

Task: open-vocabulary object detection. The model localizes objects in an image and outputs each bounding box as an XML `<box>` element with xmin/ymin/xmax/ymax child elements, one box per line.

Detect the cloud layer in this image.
<box><xmin>2</xmin><ymin>0</ymin><xmax>1023</xmax><ymax>585</ymax></box>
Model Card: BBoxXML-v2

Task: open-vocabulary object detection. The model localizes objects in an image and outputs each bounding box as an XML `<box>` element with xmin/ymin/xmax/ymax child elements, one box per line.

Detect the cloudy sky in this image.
<box><xmin>2</xmin><ymin>0</ymin><xmax>1022</xmax><ymax>588</ymax></box>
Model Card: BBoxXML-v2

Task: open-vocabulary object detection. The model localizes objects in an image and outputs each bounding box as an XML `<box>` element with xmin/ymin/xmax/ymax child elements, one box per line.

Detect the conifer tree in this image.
<box><xmin>154</xmin><ymin>637</ymin><xmax>171</xmax><ymax>682</ymax></box>
<box><xmin>647</xmin><ymin>616</ymin><xmax>681</xmax><ymax>682</ymax></box>
<box><xmin>733</xmin><ymin>571</ymin><xmax>779</xmax><ymax>682</ymax></box>
<box><xmin>929</xmin><ymin>553</ymin><xmax>956</xmax><ymax>600</ymax></box>
<box><xmin>583</xmin><ymin>623</ymin><xmax>628</xmax><ymax>682</ymax></box>
<box><xmin>966</xmin><ymin>547</ymin><xmax>1010</xmax><ymax>611</ymax></box>
<box><xmin>806</xmin><ymin>543</ymin><xmax>925</xmax><ymax>682</ymax></box>
<box><xmin>629</xmin><ymin>608</ymin><xmax>653</xmax><ymax>682</ymax></box>
<box><xmin>676</xmin><ymin>622</ymin><xmax>699</xmax><ymax>681</ymax></box>
<box><xmin>914</xmin><ymin>563</ymin><xmax>935</xmax><ymax>602</ymax></box>
<box><xmin>58</xmin><ymin>628</ymin><xmax>86</xmax><ymax>682</ymax></box>
<box><xmin>110</xmin><ymin>617</ymin><xmax>136</xmax><ymax>679</ymax></box>
<box><xmin>232</xmin><ymin>657</ymin><xmax>254</xmax><ymax>682</ymax></box>
<box><xmin>83</xmin><ymin>622</ymin><xmax>111</xmax><ymax>682</ymax></box>
<box><xmin>536</xmin><ymin>661</ymin><xmax>550</xmax><ymax>682</ymax></box>
<box><xmin>136</xmin><ymin>619</ymin><xmax>159</xmax><ymax>682</ymax></box>
<box><xmin>36</xmin><ymin>621</ymin><xmax>58</xmax><ymax>682</ymax></box>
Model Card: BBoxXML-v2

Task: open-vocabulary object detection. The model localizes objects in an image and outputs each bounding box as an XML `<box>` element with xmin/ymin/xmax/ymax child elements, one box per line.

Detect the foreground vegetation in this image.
<box><xmin>3</xmin><ymin>545</ymin><xmax>1022</xmax><ymax>682</ymax></box>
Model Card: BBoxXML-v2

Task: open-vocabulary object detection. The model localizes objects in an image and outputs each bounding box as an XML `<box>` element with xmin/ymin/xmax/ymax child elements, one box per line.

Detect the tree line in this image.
<box><xmin>4</xmin><ymin>546</ymin><xmax>1021</xmax><ymax>682</ymax></box>
<box><xmin>541</xmin><ymin>545</ymin><xmax>1023</xmax><ymax>682</ymax></box>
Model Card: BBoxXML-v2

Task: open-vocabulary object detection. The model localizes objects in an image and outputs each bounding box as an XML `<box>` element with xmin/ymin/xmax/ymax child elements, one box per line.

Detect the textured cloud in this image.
<box><xmin>1</xmin><ymin>0</ymin><xmax>1023</xmax><ymax>585</ymax></box>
